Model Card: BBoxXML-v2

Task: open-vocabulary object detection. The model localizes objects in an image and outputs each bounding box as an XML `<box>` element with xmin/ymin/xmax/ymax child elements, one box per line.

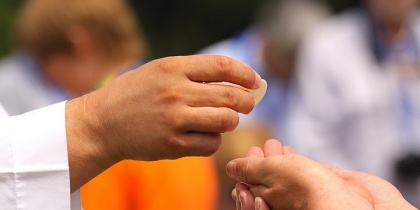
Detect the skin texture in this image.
<box><xmin>65</xmin><ymin>55</ymin><xmax>261</xmax><ymax>192</ymax></box>
<box><xmin>227</xmin><ymin>140</ymin><xmax>417</xmax><ymax>210</ymax></box>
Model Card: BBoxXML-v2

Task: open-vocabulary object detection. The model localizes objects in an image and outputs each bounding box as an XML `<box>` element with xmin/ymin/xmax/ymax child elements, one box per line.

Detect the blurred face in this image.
<box><xmin>40</xmin><ymin>52</ymin><xmax>115</xmax><ymax>96</ymax></box>
<box><xmin>366</xmin><ymin>0</ymin><xmax>419</xmax><ymax>24</ymax></box>
<box><xmin>262</xmin><ymin>41</ymin><xmax>295</xmax><ymax>82</ymax></box>
<box><xmin>38</xmin><ymin>26</ymin><xmax>133</xmax><ymax>97</ymax></box>
<box><xmin>41</xmin><ymin>54</ymin><xmax>105</xmax><ymax>95</ymax></box>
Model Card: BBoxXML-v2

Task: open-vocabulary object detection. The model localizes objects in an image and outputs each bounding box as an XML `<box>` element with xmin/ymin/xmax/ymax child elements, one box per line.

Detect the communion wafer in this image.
<box><xmin>207</xmin><ymin>79</ymin><xmax>267</xmax><ymax>106</ymax></box>
<box><xmin>251</xmin><ymin>79</ymin><xmax>267</xmax><ymax>105</ymax></box>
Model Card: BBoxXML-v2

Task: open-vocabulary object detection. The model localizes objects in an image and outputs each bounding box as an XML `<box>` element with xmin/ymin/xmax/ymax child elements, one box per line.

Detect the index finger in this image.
<box><xmin>245</xmin><ymin>146</ymin><xmax>264</xmax><ymax>158</ymax></box>
<box><xmin>264</xmin><ymin>139</ymin><xmax>283</xmax><ymax>157</ymax></box>
<box><xmin>226</xmin><ymin>157</ymin><xmax>269</xmax><ymax>185</ymax></box>
<box><xmin>182</xmin><ymin>55</ymin><xmax>261</xmax><ymax>89</ymax></box>
<box><xmin>236</xmin><ymin>183</ymin><xmax>256</xmax><ymax>210</ymax></box>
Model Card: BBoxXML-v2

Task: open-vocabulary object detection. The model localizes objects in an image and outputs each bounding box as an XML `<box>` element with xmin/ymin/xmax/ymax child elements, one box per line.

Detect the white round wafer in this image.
<box><xmin>206</xmin><ymin>79</ymin><xmax>267</xmax><ymax>107</ymax></box>
<box><xmin>251</xmin><ymin>79</ymin><xmax>267</xmax><ymax>106</ymax></box>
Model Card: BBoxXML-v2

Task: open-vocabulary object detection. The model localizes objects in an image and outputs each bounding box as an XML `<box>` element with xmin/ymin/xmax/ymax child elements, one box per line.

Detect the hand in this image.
<box><xmin>231</xmin><ymin>139</ymin><xmax>290</xmax><ymax>210</ymax></box>
<box><xmin>227</xmin><ymin>140</ymin><xmax>417</xmax><ymax>210</ymax></box>
<box><xmin>66</xmin><ymin>55</ymin><xmax>261</xmax><ymax>191</ymax></box>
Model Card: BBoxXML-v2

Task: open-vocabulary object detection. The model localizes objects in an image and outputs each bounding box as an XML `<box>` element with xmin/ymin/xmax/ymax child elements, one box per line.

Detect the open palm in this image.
<box><xmin>327</xmin><ymin>166</ymin><xmax>416</xmax><ymax>210</ymax></box>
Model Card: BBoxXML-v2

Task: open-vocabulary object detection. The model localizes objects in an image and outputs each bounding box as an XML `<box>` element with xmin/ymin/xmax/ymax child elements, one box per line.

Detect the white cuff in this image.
<box><xmin>0</xmin><ymin>101</ymin><xmax>80</xmax><ymax>209</ymax></box>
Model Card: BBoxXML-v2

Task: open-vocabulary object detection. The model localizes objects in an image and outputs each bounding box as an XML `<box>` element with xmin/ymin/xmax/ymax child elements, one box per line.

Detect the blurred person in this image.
<box><xmin>0</xmin><ymin>0</ymin><xmax>217</xmax><ymax>209</ymax></box>
<box><xmin>0</xmin><ymin>0</ymin><xmax>145</xmax><ymax>115</ymax></box>
<box><xmin>289</xmin><ymin>0</ymin><xmax>420</xmax><ymax>206</ymax></box>
<box><xmin>226</xmin><ymin>139</ymin><xmax>417</xmax><ymax>210</ymax></box>
<box><xmin>199</xmin><ymin>0</ymin><xmax>330</xmax><ymax>209</ymax></box>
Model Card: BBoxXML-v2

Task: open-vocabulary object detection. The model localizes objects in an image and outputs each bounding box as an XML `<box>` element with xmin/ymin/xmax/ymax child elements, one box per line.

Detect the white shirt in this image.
<box><xmin>290</xmin><ymin>9</ymin><xmax>420</xmax><ymax>206</ymax></box>
<box><xmin>0</xmin><ymin>104</ymin><xmax>7</xmax><ymax>119</ymax></box>
<box><xmin>0</xmin><ymin>102</ymin><xmax>81</xmax><ymax>209</ymax></box>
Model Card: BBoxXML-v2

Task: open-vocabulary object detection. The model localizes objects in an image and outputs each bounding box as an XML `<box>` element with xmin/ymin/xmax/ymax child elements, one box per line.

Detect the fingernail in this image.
<box><xmin>226</xmin><ymin>161</ymin><xmax>238</xmax><ymax>179</ymax></box>
<box><xmin>254</xmin><ymin>72</ymin><xmax>261</xmax><ymax>89</ymax></box>
<box><xmin>255</xmin><ymin>197</ymin><xmax>262</xmax><ymax>210</ymax></box>
<box><xmin>239</xmin><ymin>192</ymin><xmax>245</xmax><ymax>209</ymax></box>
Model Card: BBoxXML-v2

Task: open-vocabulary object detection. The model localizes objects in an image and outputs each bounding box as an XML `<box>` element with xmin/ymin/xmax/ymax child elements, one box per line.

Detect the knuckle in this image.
<box><xmin>166</xmin><ymin>134</ymin><xmax>187</xmax><ymax>152</ymax></box>
<box><xmin>242</xmin><ymin>92</ymin><xmax>255</xmax><ymax>114</ymax></box>
<box><xmin>215</xmin><ymin>56</ymin><xmax>233</xmax><ymax>77</ymax></box>
<box><xmin>158</xmin><ymin>58</ymin><xmax>178</xmax><ymax>74</ymax></box>
<box><xmin>223</xmin><ymin>90</ymin><xmax>239</xmax><ymax>108</ymax></box>
<box><xmin>160</xmin><ymin>86</ymin><xmax>182</xmax><ymax>103</ymax></box>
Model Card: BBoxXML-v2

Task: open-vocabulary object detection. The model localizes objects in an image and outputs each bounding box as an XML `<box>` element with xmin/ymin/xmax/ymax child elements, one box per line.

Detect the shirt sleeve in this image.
<box><xmin>0</xmin><ymin>101</ymin><xmax>81</xmax><ymax>210</ymax></box>
<box><xmin>0</xmin><ymin>104</ymin><xmax>7</xmax><ymax>119</ymax></box>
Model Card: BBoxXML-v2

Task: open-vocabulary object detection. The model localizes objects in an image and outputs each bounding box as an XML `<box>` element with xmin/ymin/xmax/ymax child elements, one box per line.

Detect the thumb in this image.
<box><xmin>226</xmin><ymin>157</ymin><xmax>268</xmax><ymax>185</ymax></box>
<box><xmin>320</xmin><ymin>163</ymin><xmax>357</xmax><ymax>181</ymax></box>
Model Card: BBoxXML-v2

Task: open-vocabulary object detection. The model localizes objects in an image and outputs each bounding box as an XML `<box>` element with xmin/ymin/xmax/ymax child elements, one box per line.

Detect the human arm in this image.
<box><xmin>65</xmin><ymin>55</ymin><xmax>261</xmax><ymax>192</ymax></box>
<box><xmin>0</xmin><ymin>55</ymin><xmax>260</xmax><ymax>208</ymax></box>
<box><xmin>227</xmin><ymin>140</ymin><xmax>417</xmax><ymax>210</ymax></box>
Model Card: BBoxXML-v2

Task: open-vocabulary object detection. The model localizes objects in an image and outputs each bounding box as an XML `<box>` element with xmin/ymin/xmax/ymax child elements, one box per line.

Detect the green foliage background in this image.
<box><xmin>0</xmin><ymin>0</ymin><xmax>357</xmax><ymax>59</ymax></box>
<box><xmin>0</xmin><ymin>0</ymin><xmax>19</xmax><ymax>57</ymax></box>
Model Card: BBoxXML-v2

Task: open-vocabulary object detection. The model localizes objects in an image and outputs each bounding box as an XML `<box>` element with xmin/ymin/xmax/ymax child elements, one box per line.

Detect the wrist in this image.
<box><xmin>399</xmin><ymin>201</ymin><xmax>417</xmax><ymax>210</ymax></box>
<box><xmin>303</xmin><ymin>169</ymin><xmax>363</xmax><ymax>210</ymax></box>
<box><xmin>65</xmin><ymin>95</ymin><xmax>120</xmax><ymax>191</ymax></box>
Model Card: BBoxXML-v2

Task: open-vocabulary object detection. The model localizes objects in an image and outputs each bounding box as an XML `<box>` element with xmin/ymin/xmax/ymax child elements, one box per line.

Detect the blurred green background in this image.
<box><xmin>0</xmin><ymin>0</ymin><xmax>357</xmax><ymax>59</ymax></box>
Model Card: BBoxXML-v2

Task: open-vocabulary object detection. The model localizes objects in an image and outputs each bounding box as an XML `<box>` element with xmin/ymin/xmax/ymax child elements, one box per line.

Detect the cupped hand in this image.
<box><xmin>227</xmin><ymin>140</ymin><xmax>416</xmax><ymax>210</ymax></box>
<box><xmin>321</xmin><ymin>165</ymin><xmax>417</xmax><ymax>210</ymax></box>
<box><xmin>231</xmin><ymin>139</ymin><xmax>297</xmax><ymax>210</ymax></box>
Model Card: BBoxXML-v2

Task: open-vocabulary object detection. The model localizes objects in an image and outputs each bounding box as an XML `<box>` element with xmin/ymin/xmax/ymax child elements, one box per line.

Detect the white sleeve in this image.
<box><xmin>0</xmin><ymin>104</ymin><xmax>7</xmax><ymax>119</ymax></box>
<box><xmin>0</xmin><ymin>102</ymin><xmax>81</xmax><ymax>210</ymax></box>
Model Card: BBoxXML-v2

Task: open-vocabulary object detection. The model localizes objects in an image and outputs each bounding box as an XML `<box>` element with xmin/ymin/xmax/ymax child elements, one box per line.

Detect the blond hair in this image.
<box><xmin>15</xmin><ymin>0</ymin><xmax>146</xmax><ymax>61</ymax></box>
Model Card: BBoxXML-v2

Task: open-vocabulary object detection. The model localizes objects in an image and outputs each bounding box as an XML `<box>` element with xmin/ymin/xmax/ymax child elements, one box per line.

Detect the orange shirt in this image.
<box><xmin>81</xmin><ymin>157</ymin><xmax>218</xmax><ymax>210</ymax></box>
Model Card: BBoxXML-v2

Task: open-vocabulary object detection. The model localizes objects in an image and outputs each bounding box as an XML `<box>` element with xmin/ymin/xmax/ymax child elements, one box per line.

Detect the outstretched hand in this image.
<box><xmin>227</xmin><ymin>139</ymin><xmax>416</xmax><ymax>210</ymax></box>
